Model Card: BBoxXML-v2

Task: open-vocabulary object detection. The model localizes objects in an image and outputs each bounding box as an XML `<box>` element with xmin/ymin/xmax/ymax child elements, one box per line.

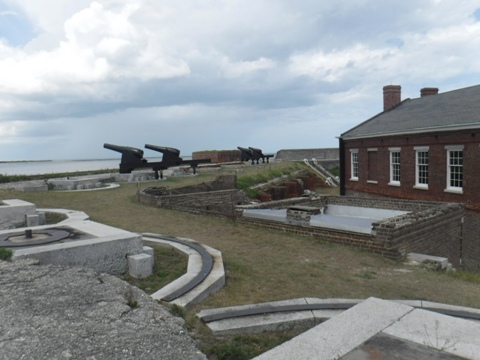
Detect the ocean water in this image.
<box><xmin>0</xmin><ymin>159</ymin><xmax>121</xmax><ymax>176</ymax></box>
<box><xmin>0</xmin><ymin>157</ymin><xmax>192</xmax><ymax>176</ymax></box>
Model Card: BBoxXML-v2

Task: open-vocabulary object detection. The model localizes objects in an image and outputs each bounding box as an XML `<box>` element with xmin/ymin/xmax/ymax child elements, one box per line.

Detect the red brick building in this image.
<box><xmin>338</xmin><ymin>84</ymin><xmax>480</xmax><ymax>271</ymax></box>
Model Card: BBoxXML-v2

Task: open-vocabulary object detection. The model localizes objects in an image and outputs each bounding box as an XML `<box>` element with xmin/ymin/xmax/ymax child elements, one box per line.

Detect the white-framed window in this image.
<box><xmin>350</xmin><ymin>149</ymin><xmax>358</xmax><ymax>180</ymax></box>
<box><xmin>445</xmin><ymin>145</ymin><xmax>464</xmax><ymax>194</ymax></box>
<box><xmin>414</xmin><ymin>146</ymin><xmax>429</xmax><ymax>189</ymax></box>
<box><xmin>367</xmin><ymin>148</ymin><xmax>378</xmax><ymax>184</ymax></box>
<box><xmin>389</xmin><ymin>148</ymin><xmax>401</xmax><ymax>186</ymax></box>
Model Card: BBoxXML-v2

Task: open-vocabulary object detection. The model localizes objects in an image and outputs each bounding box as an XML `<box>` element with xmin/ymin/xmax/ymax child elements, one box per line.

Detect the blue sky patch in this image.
<box><xmin>474</xmin><ymin>8</ymin><xmax>480</xmax><ymax>21</ymax></box>
<box><xmin>0</xmin><ymin>1</ymin><xmax>37</xmax><ymax>46</ymax></box>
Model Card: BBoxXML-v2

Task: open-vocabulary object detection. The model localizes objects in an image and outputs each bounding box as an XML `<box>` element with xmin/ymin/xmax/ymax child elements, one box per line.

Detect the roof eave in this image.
<box><xmin>339</xmin><ymin>122</ymin><xmax>480</xmax><ymax>140</ymax></box>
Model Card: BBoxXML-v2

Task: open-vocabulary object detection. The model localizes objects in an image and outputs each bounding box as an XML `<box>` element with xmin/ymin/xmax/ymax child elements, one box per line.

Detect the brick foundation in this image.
<box><xmin>236</xmin><ymin>196</ymin><xmax>464</xmax><ymax>266</ymax></box>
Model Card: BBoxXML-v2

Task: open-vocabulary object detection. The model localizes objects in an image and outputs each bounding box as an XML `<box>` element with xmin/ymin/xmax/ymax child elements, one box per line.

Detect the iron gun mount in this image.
<box><xmin>103</xmin><ymin>143</ymin><xmax>148</xmax><ymax>174</ymax></box>
<box><xmin>237</xmin><ymin>146</ymin><xmax>274</xmax><ymax>164</ymax></box>
<box><xmin>104</xmin><ymin>143</ymin><xmax>211</xmax><ymax>179</ymax></box>
<box><xmin>144</xmin><ymin>144</ymin><xmax>211</xmax><ymax>179</ymax></box>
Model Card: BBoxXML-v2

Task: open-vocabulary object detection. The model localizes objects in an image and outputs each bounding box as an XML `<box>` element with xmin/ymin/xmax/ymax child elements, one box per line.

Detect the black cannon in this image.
<box><xmin>104</xmin><ymin>143</ymin><xmax>211</xmax><ymax>179</ymax></box>
<box><xmin>237</xmin><ymin>146</ymin><xmax>274</xmax><ymax>164</ymax></box>
<box><xmin>103</xmin><ymin>143</ymin><xmax>148</xmax><ymax>173</ymax></box>
<box><xmin>145</xmin><ymin>144</ymin><xmax>211</xmax><ymax>179</ymax></box>
<box><xmin>145</xmin><ymin>144</ymin><xmax>182</xmax><ymax>165</ymax></box>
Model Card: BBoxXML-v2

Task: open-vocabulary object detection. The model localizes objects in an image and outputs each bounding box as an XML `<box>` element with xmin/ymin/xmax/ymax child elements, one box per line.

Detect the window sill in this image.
<box><xmin>350</xmin><ymin>178</ymin><xmax>358</xmax><ymax>182</ymax></box>
<box><xmin>388</xmin><ymin>182</ymin><xmax>400</xmax><ymax>187</ymax></box>
<box><xmin>367</xmin><ymin>180</ymin><xmax>378</xmax><ymax>184</ymax></box>
<box><xmin>444</xmin><ymin>188</ymin><xmax>463</xmax><ymax>195</ymax></box>
<box><xmin>413</xmin><ymin>185</ymin><xmax>428</xmax><ymax>190</ymax></box>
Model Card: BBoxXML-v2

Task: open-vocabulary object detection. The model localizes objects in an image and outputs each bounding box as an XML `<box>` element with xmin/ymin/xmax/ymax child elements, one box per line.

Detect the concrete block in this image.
<box><xmin>143</xmin><ymin>246</ymin><xmax>154</xmax><ymax>256</ymax></box>
<box><xmin>37</xmin><ymin>212</ymin><xmax>46</xmax><ymax>225</ymax></box>
<box><xmin>383</xmin><ymin>308</ymin><xmax>480</xmax><ymax>359</ymax></box>
<box><xmin>25</xmin><ymin>214</ymin><xmax>40</xmax><ymax>227</ymax></box>
<box><xmin>408</xmin><ymin>253</ymin><xmax>449</xmax><ymax>269</ymax></box>
<box><xmin>0</xmin><ymin>200</ymin><xmax>36</xmax><ymax>227</ymax></box>
<box><xmin>21</xmin><ymin>185</ymin><xmax>48</xmax><ymax>192</ymax></box>
<box><xmin>77</xmin><ymin>184</ymin><xmax>84</xmax><ymax>190</ymax></box>
<box><xmin>143</xmin><ymin>246</ymin><xmax>154</xmax><ymax>266</ymax></box>
<box><xmin>128</xmin><ymin>253</ymin><xmax>153</xmax><ymax>278</ymax></box>
<box><xmin>253</xmin><ymin>298</ymin><xmax>414</xmax><ymax>360</ymax></box>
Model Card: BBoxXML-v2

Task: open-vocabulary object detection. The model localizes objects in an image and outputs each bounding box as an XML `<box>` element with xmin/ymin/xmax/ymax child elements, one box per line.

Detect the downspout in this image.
<box><xmin>339</xmin><ymin>137</ymin><xmax>346</xmax><ymax>196</ymax></box>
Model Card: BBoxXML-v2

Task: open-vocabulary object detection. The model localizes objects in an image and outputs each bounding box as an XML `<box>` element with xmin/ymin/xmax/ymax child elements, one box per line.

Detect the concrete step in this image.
<box><xmin>407</xmin><ymin>252</ymin><xmax>450</xmax><ymax>270</ymax></box>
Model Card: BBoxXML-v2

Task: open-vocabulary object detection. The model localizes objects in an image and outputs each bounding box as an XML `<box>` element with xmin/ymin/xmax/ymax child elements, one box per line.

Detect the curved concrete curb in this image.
<box><xmin>37</xmin><ymin>208</ymin><xmax>90</xmax><ymax>223</ymax></box>
<box><xmin>142</xmin><ymin>233</ymin><xmax>225</xmax><ymax>310</ymax></box>
<box><xmin>56</xmin><ymin>183</ymin><xmax>120</xmax><ymax>192</ymax></box>
<box><xmin>197</xmin><ymin>297</ymin><xmax>480</xmax><ymax>336</ymax></box>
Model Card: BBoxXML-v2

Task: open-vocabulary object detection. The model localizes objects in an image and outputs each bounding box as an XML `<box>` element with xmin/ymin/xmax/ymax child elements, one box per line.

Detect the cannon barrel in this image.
<box><xmin>249</xmin><ymin>147</ymin><xmax>263</xmax><ymax>154</ymax></box>
<box><xmin>237</xmin><ymin>146</ymin><xmax>251</xmax><ymax>153</ymax></box>
<box><xmin>145</xmin><ymin>144</ymin><xmax>181</xmax><ymax>157</ymax></box>
<box><xmin>103</xmin><ymin>143</ymin><xmax>144</xmax><ymax>158</ymax></box>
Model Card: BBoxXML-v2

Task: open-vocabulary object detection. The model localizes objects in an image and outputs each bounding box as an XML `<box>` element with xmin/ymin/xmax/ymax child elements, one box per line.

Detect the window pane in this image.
<box><xmin>416</xmin><ymin>151</ymin><xmax>428</xmax><ymax>185</ymax></box>
<box><xmin>448</xmin><ymin>150</ymin><xmax>463</xmax><ymax>189</ymax></box>
<box><xmin>390</xmin><ymin>151</ymin><xmax>400</xmax><ymax>182</ymax></box>
<box><xmin>351</xmin><ymin>152</ymin><xmax>358</xmax><ymax>178</ymax></box>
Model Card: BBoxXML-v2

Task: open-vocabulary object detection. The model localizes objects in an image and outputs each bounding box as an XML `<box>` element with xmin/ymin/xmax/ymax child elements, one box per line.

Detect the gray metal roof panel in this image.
<box><xmin>341</xmin><ymin>84</ymin><xmax>480</xmax><ymax>139</ymax></box>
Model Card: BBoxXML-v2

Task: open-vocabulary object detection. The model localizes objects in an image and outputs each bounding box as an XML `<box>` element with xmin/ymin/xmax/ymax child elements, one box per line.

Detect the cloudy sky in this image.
<box><xmin>1</xmin><ymin>0</ymin><xmax>480</xmax><ymax>161</ymax></box>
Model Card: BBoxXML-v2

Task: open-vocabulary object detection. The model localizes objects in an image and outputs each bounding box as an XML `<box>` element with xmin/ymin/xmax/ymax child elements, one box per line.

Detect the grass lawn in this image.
<box><xmin>2</xmin><ymin>162</ymin><xmax>480</xmax><ymax>359</ymax></box>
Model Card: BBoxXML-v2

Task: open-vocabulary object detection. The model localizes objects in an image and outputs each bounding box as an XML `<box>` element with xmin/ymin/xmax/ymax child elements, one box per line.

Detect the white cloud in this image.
<box><xmin>220</xmin><ymin>56</ymin><xmax>276</xmax><ymax>78</ymax></box>
<box><xmin>288</xmin><ymin>45</ymin><xmax>397</xmax><ymax>82</ymax></box>
<box><xmin>0</xmin><ymin>0</ymin><xmax>480</xmax><ymax>161</ymax></box>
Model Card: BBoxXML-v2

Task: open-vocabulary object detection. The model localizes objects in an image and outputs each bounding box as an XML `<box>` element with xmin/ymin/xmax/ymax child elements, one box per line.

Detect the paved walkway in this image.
<box><xmin>253</xmin><ymin>297</ymin><xmax>480</xmax><ymax>360</ymax></box>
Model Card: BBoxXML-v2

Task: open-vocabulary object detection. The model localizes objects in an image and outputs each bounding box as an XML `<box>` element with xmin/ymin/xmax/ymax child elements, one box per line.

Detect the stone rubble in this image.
<box><xmin>0</xmin><ymin>259</ymin><xmax>206</xmax><ymax>360</ymax></box>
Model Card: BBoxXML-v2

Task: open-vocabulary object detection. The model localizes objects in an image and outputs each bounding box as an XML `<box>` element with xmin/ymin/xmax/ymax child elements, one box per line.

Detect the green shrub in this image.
<box><xmin>169</xmin><ymin>304</ymin><xmax>186</xmax><ymax>318</ymax></box>
<box><xmin>0</xmin><ymin>247</ymin><xmax>13</xmax><ymax>261</ymax></box>
<box><xmin>328</xmin><ymin>167</ymin><xmax>340</xmax><ymax>176</ymax></box>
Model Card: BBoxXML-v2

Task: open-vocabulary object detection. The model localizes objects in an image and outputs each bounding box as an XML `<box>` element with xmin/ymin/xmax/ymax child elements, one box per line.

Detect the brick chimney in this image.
<box><xmin>420</xmin><ymin>87</ymin><xmax>439</xmax><ymax>97</ymax></box>
<box><xmin>383</xmin><ymin>85</ymin><xmax>401</xmax><ymax>111</ymax></box>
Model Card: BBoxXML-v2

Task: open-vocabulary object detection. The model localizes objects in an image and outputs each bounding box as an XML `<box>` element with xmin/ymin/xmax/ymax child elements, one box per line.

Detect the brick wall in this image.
<box><xmin>237</xmin><ymin>196</ymin><xmax>464</xmax><ymax>265</ymax></box>
<box><xmin>343</xmin><ymin>129</ymin><xmax>480</xmax><ymax>210</ymax></box>
<box><xmin>372</xmin><ymin>203</ymin><xmax>463</xmax><ymax>267</ymax></box>
<box><xmin>192</xmin><ymin>150</ymin><xmax>241</xmax><ymax>163</ymax></box>
<box><xmin>137</xmin><ymin>175</ymin><xmax>247</xmax><ymax>217</ymax></box>
<box><xmin>138</xmin><ymin>188</ymin><xmax>247</xmax><ymax>217</ymax></box>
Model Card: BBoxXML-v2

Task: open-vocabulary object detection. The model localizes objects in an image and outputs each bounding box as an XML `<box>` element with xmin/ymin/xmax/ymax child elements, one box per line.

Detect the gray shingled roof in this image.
<box><xmin>340</xmin><ymin>84</ymin><xmax>480</xmax><ymax>139</ymax></box>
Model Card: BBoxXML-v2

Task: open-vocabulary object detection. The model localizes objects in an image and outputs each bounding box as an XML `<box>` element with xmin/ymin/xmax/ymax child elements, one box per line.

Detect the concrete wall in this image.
<box><xmin>12</xmin><ymin>233</ymin><xmax>144</xmax><ymax>275</ymax></box>
<box><xmin>0</xmin><ymin>199</ymin><xmax>37</xmax><ymax>227</ymax></box>
<box><xmin>275</xmin><ymin>148</ymin><xmax>339</xmax><ymax>165</ymax></box>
